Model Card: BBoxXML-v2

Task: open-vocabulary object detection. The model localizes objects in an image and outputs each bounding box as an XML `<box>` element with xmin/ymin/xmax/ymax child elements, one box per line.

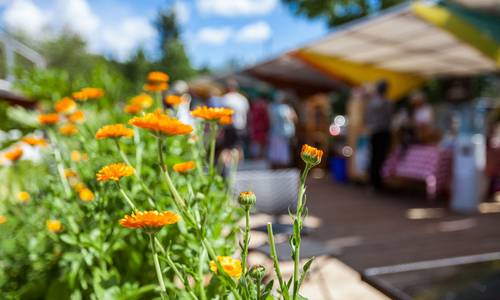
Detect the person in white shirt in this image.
<box><xmin>221</xmin><ymin>79</ymin><xmax>249</xmax><ymax>132</ymax></box>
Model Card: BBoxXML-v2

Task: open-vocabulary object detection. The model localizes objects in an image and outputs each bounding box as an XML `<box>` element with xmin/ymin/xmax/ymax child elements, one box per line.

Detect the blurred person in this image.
<box><xmin>171</xmin><ymin>80</ymin><xmax>194</xmax><ymax>126</ymax></box>
<box><xmin>365</xmin><ymin>80</ymin><xmax>393</xmax><ymax>190</ymax></box>
<box><xmin>249</xmin><ymin>94</ymin><xmax>270</xmax><ymax>159</ymax></box>
<box><xmin>221</xmin><ymin>79</ymin><xmax>250</xmax><ymax>149</ymax></box>
<box><xmin>410</xmin><ymin>90</ymin><xmax>435</xmax><ymax>143</ymax></box>
<box><xmin>268</xmin><ymin>92</ymin><xmax>297</xmax><ymax>168</ymax></box>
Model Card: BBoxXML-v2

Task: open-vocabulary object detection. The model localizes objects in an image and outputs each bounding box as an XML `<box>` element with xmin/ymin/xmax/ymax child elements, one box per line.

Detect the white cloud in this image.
<box><xmin>173</xmin><ymin>1</ymin><xmax>190</xmax><ymax>24</ymax></box>
<box><xmin>235</xmin><ymin>21</ymin><xmax>271</xmax><ymax>43</ymax></box>
<box><xmin>54</xmin><ymin>0</ymin><xmax>99</xmax><ymax>39</ymax></box>
<box><xmin>99</xmin><ymin>18</ymin><xmax>156</xmax><ymax>61</ymax></box>
<box><xmin>2</xmin><ymin>0</ymin><xmax>49</xmax><ymax>36</ymax></box>
<box><xmin>1</xmin><ymin>0</ymin><xmax>156</xmax><ymax>61</ymax></box>
<box><xmin>196</xmin><ymin>0</ymin><xmax>277</xmax><ymax>17</ymax></box>
<box><xmin>196</xmin><ymin>27</ymin><xmax>233</xmax><ymax>45</ymax></box>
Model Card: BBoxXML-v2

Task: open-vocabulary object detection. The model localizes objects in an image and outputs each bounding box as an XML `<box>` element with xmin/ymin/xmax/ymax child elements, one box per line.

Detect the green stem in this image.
<box><xmin>48</xmin><ymin>130</ymin><xmax>71</xmax><ymax>197</ymax></box>
<box><xmin>117</xmin><ymin>183</ymin><xmax>136</xmax><ymax>211</ymax></box>
<box><xmin>164</xmin><ymin>250</ymin><xmax>198</xmax><ymax>300</ymax></box>
<box><xmin>208</xmin><ymin>122</ymin><xmax>217</xmax><ymax>179</ymax></box>
<box><xmin>292</xmin><ymin>166</ymin><xmax>311</xmax><ymax>300</ymax></box>
<box><xmin>115</xmin><ymin>139</ymin><xmax>155</xmax><ymax>207</ymax></box>
<box><xmin>197</xmin><ymin>248</ymin><xmax>207</xmax><ymax>300</ymax></box>
<box><xmin>241</xmin><ymin>208</ymin><xmax>251</xmax><ymax>274</ymax></box>
<box><xmin>149</xmin><ymin>234</ymin><xmax>167</xmax><ymax>299</ymax></box>
<box><xmin>267</xmin><ymin>223</ymin><xmax>289</xmax><ymax>300</ymax></box>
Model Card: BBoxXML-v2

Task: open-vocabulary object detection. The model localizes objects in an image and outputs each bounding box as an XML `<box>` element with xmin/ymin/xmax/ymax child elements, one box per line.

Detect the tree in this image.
<box><xmin>154</xmin><ymin>10</ymin><xmax>196</xmax><ymax>81</ymax></box>
<box><xmin>282</xmin><ymin>0</ymin><xmax>405</xmax><ymax>27</ymax></box>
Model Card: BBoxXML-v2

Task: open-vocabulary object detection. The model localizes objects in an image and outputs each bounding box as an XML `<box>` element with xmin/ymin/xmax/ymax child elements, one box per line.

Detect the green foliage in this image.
<box><xmin>154</xmin><ymin>9</ymin><xmax>197</xmax><ymax>81</ymax></box>
<box><xmin>282</xmin><ymin>0</ymin><xmax>405</xmax><ymax>27</ymax></box>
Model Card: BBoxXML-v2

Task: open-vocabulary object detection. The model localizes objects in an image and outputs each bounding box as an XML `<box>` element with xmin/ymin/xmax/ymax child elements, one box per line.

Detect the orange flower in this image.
<box><xmin>173</xmin><ymin>161</ymin><xmax>196</xmax><ymax>173</ymax></box>
<box><xmin>129</xmin><ymin>110</ymin><xmax>193</xmax><ymax>136</ymax></box>
<box><xmin>124</xmin><ymin>104</ymin><xmax>142</xmax><ymax>114</ymax></box>
<box><xmin>79</xmin><ymin>188</ymin><xmax>94</xmax><ymax>202</ymax></box>
<box><xmin>38</xmin><ymin>113</ymin><xmax>60</xmax><ymax>125</ymax></box>
<box><xmin>130</xmin><ymin>93</ymin><xmax>153</xmax><ymax>108</ymax></box>
<box><xmin>59</xmin><ymin>124</ymin><xmax>78</xmax><ymax>136</ymax></box>
<box><xmin>210</xmin><ymin>256</ymin><xmax>242</xmax><ymax>279</ymax></box>
<box><xmin>219</xmin><ymin>115</ymin><xmax>232</xmax><ymax>126</ymax></box>
<box><xmin>46</xmin><ymin>219</ymin><xmax>62</xmax><ymax>232</ymax></box>
<box><xmin>17</xmin><ymin>191</ymin><xmax>30</xmax><ymax>203</ymax></box>
<box><xmin>147</xmin><ymin>71</ymin><xmax>169</xmax><ymax>83</ymax></box>
<box><xmin>68</xmin><ymin>110</ymin><xmax>85</xmax><ymax>123</ymax></box>
<box><xmin>54</xmin><ymin>97</ymin><xmax>76</xmax><ymax>114</ymax></box>
<box><xmin>119</xmin><ymin>210</ymin><xmax>181</xmax><ymax>230</ymax></box>
<box><xmin>300</xmin><ymin>144</ymin><xmax>323</xmax><ymax>166</ymax></box>
<box><xmin>0</xmin><ymin>215</ymin><xmax>6</xmax><ymax>224</ymax></box>
<box><xmin>72</xmin><ymin>182</ymin><xmax>87</xmax><ymax>192</ymax></box>
<box><xmin>165</xmin><ymin>95</ymin><xmax>183</xmax><ymax>106</ymax></box>
<box><xmin>191</xmin><ymin>106</ymin><xmax>233</xmax><ymax>121</ymax></box>
<box><xmin>64</xmin><ymin>169</ymin><xmax>78</xmax><ymax>178</ymax></box>
<box><xmin>71</xmin><ymin>150</ymin><xmax>82</xmax><ymax>162</ymax></box>
<box><xmin>96</xmin><ymin>163</ymin><xmax>135</xmax><ymax>182</ymax></box>
<box><xmin>22</xmin><ymin>136</ymin><xmax>47</xmax><ymax>147</ymax></box>
<box><xmin>73</xmin><ymin>88</ymin><xmax>104</xmax><ymax>100</ymax></box>
<box><xmin>4</xmin><ymin>147</ymin><xmax>23</xmax><ymax>162</ymax></box>
<box><xmin>144</xmin><ymin>82</ymin><xmax>168</xmax><ymax>92</ymax></box>
<box><xmin>95</xmin><ymin>124</ymin><xmax>134</xmax><ymax>139</ymax></box>
<box><xmin>72</xmin><ymin>91</ymin><xmax>87</xmax><ymax>100</ymax></box>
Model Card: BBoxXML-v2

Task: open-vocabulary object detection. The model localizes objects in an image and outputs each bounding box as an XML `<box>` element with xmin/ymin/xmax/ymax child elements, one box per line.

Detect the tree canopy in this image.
<box><xmin>282</xmin><ymin>0</ymin><xmax>405</xmax><ymax>27</ymax></box>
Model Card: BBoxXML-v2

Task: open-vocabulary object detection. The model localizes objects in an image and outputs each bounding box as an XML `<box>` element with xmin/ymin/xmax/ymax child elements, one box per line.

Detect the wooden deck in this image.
<box><xmin>305</xmin><ymin>175</ymin><xmax>500</xmax><ymax>272</ymax></box>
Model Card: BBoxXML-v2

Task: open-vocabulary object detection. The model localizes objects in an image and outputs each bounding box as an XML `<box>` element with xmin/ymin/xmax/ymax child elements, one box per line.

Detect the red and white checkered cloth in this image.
<box><xmin>382</xmin><ymin>145</ymin><xmax>453</xmax><ymax>198</ymax></box>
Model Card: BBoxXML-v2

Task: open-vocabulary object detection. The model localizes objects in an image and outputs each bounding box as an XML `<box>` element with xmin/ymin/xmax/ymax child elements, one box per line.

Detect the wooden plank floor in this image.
<box><xmin>305</xmin><ymin>175</ymin><xmax>500</xmax><ymax>272</ymax></box>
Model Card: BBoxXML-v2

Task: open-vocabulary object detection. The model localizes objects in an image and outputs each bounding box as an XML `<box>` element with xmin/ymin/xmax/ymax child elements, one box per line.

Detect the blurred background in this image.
<box><xmin>1</xmin><ymin>0</ymin><xmax>500</xmax><ymax>299</ymax></box>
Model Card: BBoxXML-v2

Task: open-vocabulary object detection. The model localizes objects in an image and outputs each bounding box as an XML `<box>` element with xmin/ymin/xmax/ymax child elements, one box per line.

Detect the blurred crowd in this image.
<box><xmin>166</xmin><ymin>79</ymin><xmax>299</xmax><ymax>170</ymax></box>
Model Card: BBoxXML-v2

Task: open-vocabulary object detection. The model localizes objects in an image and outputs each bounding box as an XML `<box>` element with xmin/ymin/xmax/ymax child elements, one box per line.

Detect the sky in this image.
<box><xmin>0</xmin><ymin>0</ymin><xmax>328</xmax><ymax>68</ymax></box>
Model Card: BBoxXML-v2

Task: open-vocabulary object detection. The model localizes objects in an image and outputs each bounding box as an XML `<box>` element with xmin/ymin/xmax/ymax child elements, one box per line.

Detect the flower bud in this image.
<box><xmin>300</xmin><ymin>144</ymin><xmax>323</xmax><ymax>167</ymax></box>
<box><xmin>249</xmin><ymin>264</ymin><xmax>266</xmax><ymax>280</ymax></box>
<box><xmin>238</xmin><ymin>191</ymin><xmax>256</xmax><ymax>208</ymax></box>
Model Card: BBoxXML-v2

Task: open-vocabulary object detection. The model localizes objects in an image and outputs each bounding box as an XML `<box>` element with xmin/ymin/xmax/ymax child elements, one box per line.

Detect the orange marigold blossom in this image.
<box><xmin>300</xmin><ymin>144</ymin><xmax>323</xmax><ymax>166</ymax></box>
<box><xmin>79</xmin><ymin>188</ymin><xmax>94</xmax><ymax>202</ymax></box>
<box><xmin>95</xmin><ymin>124</ymin><xmax>134</xmax><ymax>139</ymax></box>
<box><xmin>72</xmin><ymin>182</ymin><xmax>87</xmax><ymax>192</ymax></box>
<box><xmin>22</xmin><ymin>136</ymin><xmax>47</xmax><ymax>147</ymax></box>
<box><xmin>54</xmin><ymin>97</ymin><xmax>76</xmax><ymax>114</ymax></box>
<box><xmin>124</xmin><ymin>103</ymin><xmax>142</xmax><ymax>114</ymax></box>
<box><xmin>147</xmin><ymin>71</ymin><xmax>169</xmax><ymax>83</ymax></box>
<box><xmin>73</xmin><ymin>88</ymin><xmax>104</xmax><ymax>100</ymax></box>
<box><xmin>173</xmin><ymin>161</ymin><xmax>196</xmax><ymax>173</ymax></box>
<box><xmin>96</xmin><ymin>163</ymin><xmax>135</xmax><ymax>182</ymax></box>
<box><xmin>4</xmin><ymin>147</ymin><xmax>23</xmax><ymax>162</ymax></box>
<box><xmin>219</xmin><ymin>115</ymin><xmax>232</xmax><ymax>126</ymax></box>
<box><xmin>68</xmin><ymin>110</ymin><xmax>85</xmax><ymax>123</ymax></box>
<box><xmin>191</xmin><ymin>106</ymin><xmax>234</xmax><ymax>121</ymax></box>
<box><xmin>144</xmin><ymin>82</ymin><xmax>168</xmax><ymax>92</ymax></box>
<box><xmin>17</xmin><ymin>191</ymin><xmax>30</xmax><ymax>203</ymax></box>
<box><xmin>210</xmin><ymin>256</ymin><xmax>242</xmax><ymax>279</ymax></box>
<box><xmin>130</xmin><ymin>93</ymin><xmax>153</xmax><ymax>108</ymax></box>
<box><xmin>59</xmin><ymin>123</ymin><xmax>78</xmax><ymax>136</ymax></box>
<box><xmin>128</xmin><ymin>110</ymin><xmax>193</xmax><ymax>136</ymax></box>
<box><xmin>64</xmin><ymin>169</ymin><xmax>78</xmax><ymax>178</ymax></box>
<box><xmin>165</xmin><ymin>94</ymin><xmax>182</xmax><ymax>106</ymax></box>
<box><xmin>38</xmin><ymin>113</ymin><xmax>59</xmax><ymax>125</ymax></box>
<box><xmin>0</xmin><ymin>215</ymin><xmax>6</xmax><ymax>224</ymax></box>
<box><xmin>46</xmin><ymin>219</ymin><xmax>62</xmax><ymax>232</ymax></box>
<box><xmin>119</xmin><ymin>210</ymin><xmax>180</xmax><ymax>229</ymax></box>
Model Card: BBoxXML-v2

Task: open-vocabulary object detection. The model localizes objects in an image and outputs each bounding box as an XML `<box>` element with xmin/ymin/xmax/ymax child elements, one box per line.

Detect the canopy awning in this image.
<box><xmin>242</xmin><ymin>1</ymin><xmax>500</xmax><ymax>100</ymax></box>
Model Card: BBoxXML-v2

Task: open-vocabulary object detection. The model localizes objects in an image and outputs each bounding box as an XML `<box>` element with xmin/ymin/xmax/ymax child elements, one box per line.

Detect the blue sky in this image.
<box><xmin>0</xmin><ymin>0</ymin><xmax>329</xmax><ymax>68</ymax></box>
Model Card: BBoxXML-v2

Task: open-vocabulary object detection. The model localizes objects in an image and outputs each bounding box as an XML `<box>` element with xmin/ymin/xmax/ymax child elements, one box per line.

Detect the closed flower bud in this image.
<box><xmin>300</xmin><ymin>144</ymin><xmax>323</xmax><ymax>167</ymax></box>
<box><xmin>238</xmin><ymin>191</ymin><xmax>256</xmax><ymax>207</ymax></box>
<box><xmin>249</xmin><ymin>264</ymin><xmax>266</xmax><ymax>280</ymax></box>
